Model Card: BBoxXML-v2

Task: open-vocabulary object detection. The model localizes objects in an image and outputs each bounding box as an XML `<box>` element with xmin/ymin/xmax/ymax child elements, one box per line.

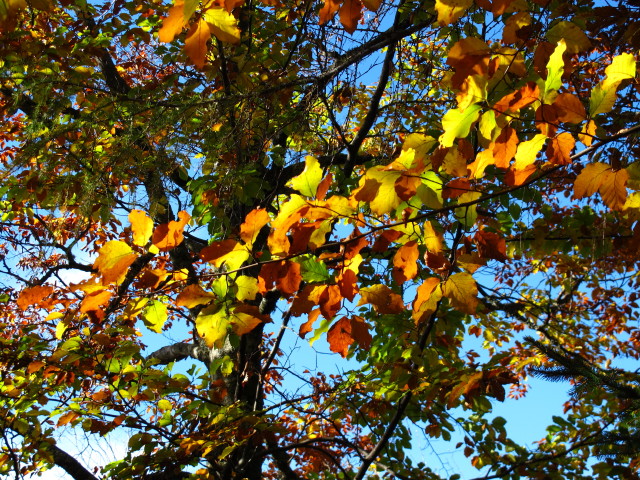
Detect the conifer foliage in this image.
<box><xmin>0</xmin><ymin>0</ymin><xmax>639</xmax><ymax>478</ymax></box>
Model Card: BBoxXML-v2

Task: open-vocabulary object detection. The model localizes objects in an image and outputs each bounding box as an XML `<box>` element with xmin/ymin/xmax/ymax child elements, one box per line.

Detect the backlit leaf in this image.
<box><xmin>546</xmin><ymin>21</ymin><xmax>591</xmax><ymax>54</ymax></box>
<box><xmin>129</xmin><ymin>210</ymin><xmax>154</xmax><ymax>247</ymax></box>
<box><xmin>392</xmin><ymin>240</ymin><xmax>419</xmax><ymax>284</ymax></box>
<box><xmin>546</xmin><ymin>132</ymin><xmax>575</xmax><ymax>165</ymax></box>
<box><xmin>143</xmin><ymin>300</ymin><xmax>168</xmax><ymax>333</ymax></box>
<box><xmin>573</xmin><ymin>162</ymin><xmax>611</xmax><ymax>199</ymax></box>
<box><xmin>544</xmin><ymin>40</ymin><xmax>567</xmax><ymax>101</ymax></box>
<box><xmin>553</xmin><ymin>93</ymin><xmax>586</xmax><ymax>124</ymax></box>
<box><xmin>240</xmin><ymin>208</ymin><xmax>270</xmax><ymax>248</ymax></box>
<box><xmin>434</xmin><ymin>0</ymin><xmax>473</xmax><ymax>25</ymax></box>
<box><xmin>152</xmin><ymin>211</ymin><xmax>190</xmax><ymax>252</ymax></box>
<box><xmin>158</xmin><ymin>0</ymin><xmax>199</xmax><ymax>42</ymax></box>
<box><xmin>514</xmin><ymin>134</ymin><xmax>547</xmax><ymax>170</ymax></box>
<box><xmin>200</xmin><ymin>240</ymin><xmax>251</xmax><ymax>271</ymax></box>
<box><xmin>289</xmin><ymin>156</ymin><xmax>323</xmax><ymax>197</ymax></box>
<box><xmin>440</xmin><ymin>104</ymin><xmax>482</xmax><ymax>148</ymax></box>
<box><xmin>176</xmin><ymin>284</ymin><xmax>216</xmax><ymax>308</ymax></box>
<box><xmin>339</xmin><ymin>0</ymin><xmax>362</xmax><ymax>34</ymax></box>
<box><xmin>204</xmin><ymin>6</ymin><xmax>241</xmax><ymax>44</ymax></box>
<box><xmin>599</xmin><ymin>169</ymin><xmax>629</xmax><ymax>211</ymax></box>
<box><xmin>184</xmin><ymin>18</ymin><xmax>211</xmax><ymax>69</ymax></box>
<box><xmin>94</xmin><ymin>241</ymin><xmax>138</xmax><ymax>284</ymax></box>
<box><xmin>16</xmin><ymin>285</ymin><xmax>54</xmax><ymax>310</ymax></box>
<box><xmin>357</xmin><ymin>285</ymin><xmax>404</xmax><ymax>314</ymax></box>
<box><xmin>443</xmin><ymin>272</ymin><xmax>478</xmax><ymax>314</ymax></box>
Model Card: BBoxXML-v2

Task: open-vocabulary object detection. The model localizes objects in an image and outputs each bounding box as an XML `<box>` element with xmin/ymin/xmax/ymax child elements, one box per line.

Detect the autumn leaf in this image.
<box><xmin>553</xmin><ymin>93</ymin><xmax>587</xmax><ymax>124</ymax></box>
<box><xmin>299</xmin><ymin>308</ymin><xmax>321</xmax><ymax>338</ymax></box>
<box><xmin>319</xmin><ymin>284</ymin><xmax>342</xmax><ymax>319</ymax></box>
<box><xmin>152</xmin><ymin>211</ymin><xmax>190</xmax><ymax>252</ymax></box>
<box><xmin>513</xmin><ymin>134</ymin><xmax>546</xmax><ymax>170</ymax></box>
<box><xmin>258</xmin><ymin>260</ymin><xmax>302</xmax><ymax>297</ymax></box>
<box><xmin>546</xmin><ymin>21</ymin><xmax>591</xmax><ymax>54</ymax></box>
<box><xmin>158</xmin><ymin>0</ymin><xmax>199</xmax><ymax>42</ymax></box>
<box><xmin>599</xmin><ymin>169</ymin><xmax>629</xmax><ymax>211</ymax></box>
<box><xmin>353</xmin><ymin>166</ymin><xmax>402</xmax><ymax>215</ymax></box>
<box><xmin>289</xmin><ymin>156</ymin><xmax>323</xmax><ymax>197</ymax></box>
<box><xmin>439</xmin><ymin>104</ymin><xmax>482</xmax><ymax>148</ymax></box>
<box><xmin>392</xmin><ymin>240</ymin><xmax>419</xmax><ymax>284</ymax></box>
<box><xmin>196</xmin><ymin>304</ymin><xmax>229</xmax><ymax>348</ymax></box>
<box><xmin>412</xmin><ymin>277</ymin><xmax>442</xmax><ymax>324</ymax></box>
<box><xmin>546</xmin><ymin>132</ymin><xmax>575</xmax><ymax>165</ymax></box>
<box><xmin>128</xmin><ymin>210</ymin><xmax>154</xmax><ymax>247</ymax></box>
<box><xmin>443</xmin><ymin>272</ymin><xmax>478</xmax><ymax>314</ymax></box>
<box><xmin>434</xmin><ymin>0</ymin><xmax>473</xmax><ymax>26</ymax></box>
<box><xmin>80</xmin><ymin>290</ymin><xmax>112</xmax><ymax>314</ymax></box>
<box><xmin>235</xmin><ymin>276</ymin><xmax>259</xmax><ymax>301</ymax></box>
<box><xmin>200</xmin><ymin>239</ymin><xmax>250</xmax><ymax>271</ymax></box>
<box><xmin>319</xmin><ymin>0</ymin><xmax>340</xmax><ymax>24</ymax></box>
<box><xmin>327</xmin><ymin>317</ymin><xmax>354</xmax><ymax>357</ymax></box>
<box><xmin>184</xmin><ymin>18</ymin><xmax>212</xmax><ymax>69</ymax></box>
<box><xmin>491</xmin><ymin>126</ymin><xmax>519</xmax><ymax>168</ymax></box>
<box><xmin>424</xmin><ymin>221</ymin><xmax>444</xmax><ymax>253</ymax></box>
<box><xmin>176</xmin><ymin>284</ymin><xmax>216</xmax><ymax>308</ymax></box>
<box><xmin>339</xmin><ymin>0</ymin><xmax>362</xmax><ymax>34</ymax></box>
<box><xmin>357</xmin><ymin>285</ymin><xmax>404</xmax><ymax>314</ymax></box>
<box><xmin>474</xmin><ymin>231</ymin><xmax>507</xmax><ymax>262</ymax></box>
<box><xmin>240</xmin><ymin>208</ymin><xmax>270</xmax><ymax>248</ymax></box>
<box><xmin>204</xmin><ymin>6</ymin><xmax>241</xmax><ymax>44</ymax></box>
<box><xmin>16</xmin><ymin>285</ymin><xmax>54</xmax><ymax>310</ymax></box>
<box><xmin>544</xmin><ymin>40</ymin><xmax>567</xmax><ymax>101</ymax></box>
<box><xmin>94</xmin><ymin>241</ymin><xmax>138</xmax><ymax>284</ymax></box>
<box><xmin>573</xmin><ymin>162</ymin><xmax>612</xmax><ymax>199</ymax></box>
<box><xmin>143</xmin><ymin>300</ymin><xmax>168</xmax><ymax>333</ymax></box>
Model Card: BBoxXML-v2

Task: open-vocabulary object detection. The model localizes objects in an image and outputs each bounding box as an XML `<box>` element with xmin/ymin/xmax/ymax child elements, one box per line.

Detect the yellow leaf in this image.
<box><xmin>544</xmin><ymin>40</ymin><xmax>566</xmax><ymax>101</ymax></box>
<box><xmin>357</xmin><ymin>284</ymin><xmax>405</xmax><ymax>314</ymax></box>
<box><xmin>289</xmin><ymin>156</ymin><xmax>323</xmax><ymax>197</ymax></box>
<box><xmin>353</xmin><ymin>166</ymin><xmax>402</xmax><ymax>215</ymax></box>
<box><xmin>235</xmin><ymin>276</ymin><xmax>259</xmax><ymax>301</ymax></box>
<box><xmin>456</xmin><ymin>74</ymin><xmax>487</xmax><ymax>111</ymax></box>
<box><xmin>434</xmin><ymin>0</ymin><xmax>473</xmax><ymax>25</ymax></box>
<box><xmin>423</xmin><ymin>221</ymin><xmax>443</xmax><ymax>254</ymax></box>
<box><xmin>143</xmin><ymin>300</ymin><xmax>168</xmax><ymax>333</ymax></box>
<box><xmin>80</xmin><ymin>290</ymin><xmax>112</xmax><ymax>313</ymax></box>
<box><xmin>573</xmin><ymin>162</ymin><xmax>611</xmax><ymax>199</ymax></box>
<box><xmin>443</xmin><ymin>272</ymin><xmax>478</xmax><ymax>314</ymax></box>
<box><xmin>204</xmin><ymin>6</ymin><xmax>241</xmax><ymax>44</ymax></box>
<box><xmin>129</xmin><ymin>210</ymin><xmax>154</xmax><ymax>247</ymax></box>
<box><xmin>579</xmin><ymin>119</ymin><xmax>597</xmax><ymax>147</ymax></box>
<box><xmin>176</xmin><ymin>284</ymin><xmax>216</xmax><ymax>308</ymax></box>
<box><xmin>514</xmin><ymin>134</ymin><xmax>547</xmax><ymax>170</ymax></box>
<box><xmin>184</xmin><ymin>18</ymin><xmax>212</xmax><ymax>69</ymax></box>
<box><xmin>412</xmin><ymin>277</ymin><xmax>442</xmax><ymax>324</ymax></box>
<box><xmin>439</xmin><ymin>104</ymin><xmax>481</xmax><ymax>148</ymax></box>
<box><xmin>122</xmin><ymin>297</ymin><xmax>150</xmax><ymax>320</ymax></box>
<box><xmin>196</xmin><ymin>304</ymin><xmax>263</xmax><ymax>348</ymax></box>
<box><xmin>468</xmin><ymin>149</ymin><xmax>495</xmax><ymax>179</ymax></box>
<box><xmin>402</xmin><ymin>133</ymin><xmax>437</xmax><ymax>164</ymax></box>
<box><xmin>94</xmin><ymin>240</ymin><xmax>138</xmax><ymax>284</ymax></box>
<box><xmin>455</xmin><ymin>191</ymin><xmax>482</xmax><ymax>228</ymax></box>
<box><xmin>602</xmin><ymin>53</ymin><xmax>637</xmax><ymax>90</ymax></box>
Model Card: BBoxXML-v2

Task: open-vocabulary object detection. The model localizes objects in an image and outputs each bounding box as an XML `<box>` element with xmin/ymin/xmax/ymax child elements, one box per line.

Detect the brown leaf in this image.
<box><xmin>554</xmin><ymin>93</ymin><xmax>587</xmax><ymax>124</ymax></box>
<box><xmin>299</xmin><ymin>308</ymin><xmax>321</xmax><ymax>338</ymax></box>
<box><xmin>327</xmin><ymin>317</ymin><xmax>353</xmax><ymax>357</ymax></box>
<box><xmin>546</xmin><ymin>132</ymin><xmax>575</xmax><ymax>165</ymax></box>
<box><xmin>319</xmin><ymin>284</ymin><xmax>342</xmax><ymax>319</ymax></box>
<box><xmin>474</xmin><ymin>231</ymin><xmax>507</xmax><ymax>262</ymax></box>
<box><xmin>357</xmin><ymin>285</ymin><xmax>404</xmax><ymax>314</ymax></box>
<box><xmin>184</xmin><ymin>18</ymin><xmax>211</xmax><ymax>69</ymax></box>
<box><xmin>491</xmin><ymin>126</ymin><xmax>519</xmax><ymax>168</ymax></box>
<box><xmin>339</xmin><ymin>0</ymin><xmax>362</xmax><ymax>33</ymax></box>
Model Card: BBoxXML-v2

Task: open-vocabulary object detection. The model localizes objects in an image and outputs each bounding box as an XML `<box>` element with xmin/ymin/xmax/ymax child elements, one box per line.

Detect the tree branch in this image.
<box><xmin>145</xmin><ymin>341</ymin><xmax>208</xmax><ymax>364</ymax></box>
<box><xmin>48</xmin><ymin>443</ymin><xmax>99</xmax><ymax>480</ymax></box>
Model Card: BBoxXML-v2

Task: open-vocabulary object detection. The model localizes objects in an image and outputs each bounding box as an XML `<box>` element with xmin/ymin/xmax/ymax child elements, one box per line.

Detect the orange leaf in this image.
<box><xmin>534</xmin><ymin>104</ymin><xmax>559</xmax><ymax>137</ymax></box>
<box><xmin>413</xmin><ymin>277</ymin><xmax>441</xmax><ymax>312</ymax></box>
<box><xmin>94</xmin><ymin>240</ymin><xmax>138</xmax><ymax>284</ymax></box>
<box><xmin>600</xmin><ymin>169</ymin><xmax>629</xmax><ymax>211</ymax></box>
<box><xmin>339</xmin><ymin>0</ymin><xmax>362</xmax><ymax>33</ymax></box>
<box><xmin>152</xmin><ymin>211</ymin><xmax>190</xmax><ymax>252</ymax></box>
<box><xmin>392</xmin><ymin>240</ymin><xmax>419</xmax><ymax>284</ymax></box>
<box><xmin>80</xmin><ymin>290</ymin><xmax>112</xmax><ymax>314</ymax></box>
<box><xmin>291</xmin><ymin>284</ymin><xmax>323</xmax><ymax>316</ymax></box>
<box><xmin>546</xmin><ymin>132</ymin><xmax>575</xmax><ymax>165</ymax></box>
<box><xmin>357</xmin><ymin>285</ymin><xmax>404</xmax><ymax>314</ymax></box>
<box><xmin>319</xmin><ymin>284</ymin><xmax>342</xmax><ymax>319</ymax></box>
<box><xmin>327</xmin><ymin>317</ymin><xmax>353</xmax><ymax>357</ymax></box>
<box><xmin>316</xmin><ymin>173</ymin><xmax>333</xmax><ymax>201</ymax></box>
<box><xmin>554</xmin><ymin>93</ymin><xmax>587</xmax><ymax>124</ymax></box>
<box><xmin>158</xmin><ymin>0</ymin><xmax>198</xmax><ymax>43</ymax></box>
<box><xmin>394</xmin><ymin>174</ymin><xmax>422</xmax><ymax>201</ymax></box>
<box><xmin>412</xmin><ymin>277</ymin><xmax>442</xmax><ymax>324</ymax></box>
<box><xmin>319</xmin><ymin>0</ymin><xmax>340</xmax><ymax>24</ymax></box>
<box><xmin>493</xmin><ymin>82</ymin><xmax>539</xmax><ymax>116</ymax></box>
<box><xmin>337</xmin><ymin>268</ymin><xmax>358</xmax><ymax>301</ymax></box>
<box><xmin>491</xmin><ymin>126</ymin><xmax>519</xmax><ymax>168</ymax></box>
<box><xmin>505</xmin><ymin>164</ymin><xmax>537</xmax><ymax>186</ymax></box>
<box><xmin>57</xmin><ymin>411</ymin><xmax>80</xmax><ymax>427</ymax></box>
<box><xmin>259</xmin><ymin>260</ymin><xmax>302</xmax><ymax>297</ymax></box>
<box><xmin>299</xmin><ymin>308</ymin><xmax>321</xmax><ymax>338</ymax></box>
<box><xmin>129</xmin><ymin>210</ymin><xmax>154</xmax><ymax>247</ymax></box>
<box><xmin>350</xmin><ymin>316</ymin><xmax>372</xmax><ymax>350</ymax></box>
<box><xmin>573</xmin><ymin>162</ymin><xmax>611</xmax><ymax>199</ymax></box>
<box><xmin>16</xmin><ymin>285</ymin><xmax>54</xmax><ymax>311</ymax></box>
<box><xmin>474</xmin><ymin>231</ymin><xmax>507</xmax><ymax>262</ymax></box>
<box><xmin>240</xmin><ymin>208</ymin><xmax>270</xmax><ymax>247</ymax></box>
<box><xmin>200</xmin><ymin>239</ymin><xmax>249</xmax><ymax>270</ymax></box>
<box><xmin>184</xmin><ymin>18</ymin><xmax>212</xmax><ymax>69</ymax></box>
<box><xmin>176</xmin><ymin>284</ymin><xmax>216</xmax><ymax>308</ymax></box>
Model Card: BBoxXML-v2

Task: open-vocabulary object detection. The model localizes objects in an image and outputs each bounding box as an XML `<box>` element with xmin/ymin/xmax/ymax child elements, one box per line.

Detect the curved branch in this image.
<box><xmin>48</xmin><ymin>444</ymin><xmax>99</xmax><ymax>480</ymax></box>
<box><xmin>145</xmin><ymin>341</ymin><xmax>208</xmax><ymax>365</ymax></box>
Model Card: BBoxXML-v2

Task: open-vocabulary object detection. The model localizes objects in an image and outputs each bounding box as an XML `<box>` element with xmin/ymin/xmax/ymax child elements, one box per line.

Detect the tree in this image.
<box><xmin>0</xmin><ymin>0</ymin><xmax>639</xmax><ymax>478</ymax></box>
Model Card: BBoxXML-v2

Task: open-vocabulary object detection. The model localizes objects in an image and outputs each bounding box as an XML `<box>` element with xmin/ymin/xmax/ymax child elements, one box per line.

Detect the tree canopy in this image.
<box><xmin>1</xmin><ymin>0</ymin><xmax>639</xmax><ymax>478</ymax></box>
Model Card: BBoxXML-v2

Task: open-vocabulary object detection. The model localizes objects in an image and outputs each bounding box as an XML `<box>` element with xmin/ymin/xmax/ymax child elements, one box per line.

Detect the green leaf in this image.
<box><xmin>142</xmin><ymin>300</ymin><xmax>168</xmax><ymax>333</ymax></box>
<box><xmin>439</xmin><ymin>104</ymin><xmax>482</xmax><ymax>148</ymax></box>
<box><xmin>298</xmin><ymin>256</ymin><xmax>331</xmax><ymax>283</ymax></box>
<box><xmin>196</xmin><ymin>304</ymin><xmax>230</xmax><ymax>348</ymax></box>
